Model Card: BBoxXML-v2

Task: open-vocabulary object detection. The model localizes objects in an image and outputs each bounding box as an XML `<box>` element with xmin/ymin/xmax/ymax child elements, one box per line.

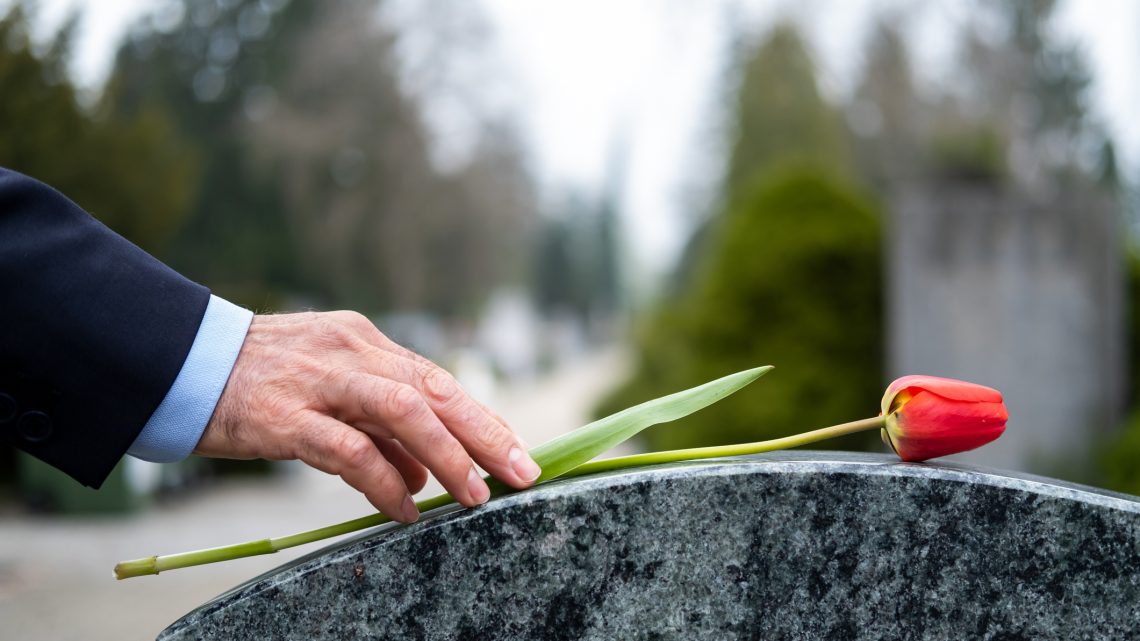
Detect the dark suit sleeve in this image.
<box><xmin>0</xmin><ymin>168</ymin><xmax>210</xmax><ymax>488</ymax></box>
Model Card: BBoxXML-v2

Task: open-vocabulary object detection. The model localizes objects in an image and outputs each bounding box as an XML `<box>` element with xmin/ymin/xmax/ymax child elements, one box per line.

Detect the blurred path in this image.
<box><xmin>0</xmin><ymin>346</ymin><xmax>629</xmax><ymax>641</ymax></box>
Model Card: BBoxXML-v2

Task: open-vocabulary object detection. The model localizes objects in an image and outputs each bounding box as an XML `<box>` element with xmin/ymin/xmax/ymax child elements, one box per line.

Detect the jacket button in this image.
<box><xmin>17</xmin><ymin>411</ymin><xmax>53</xmax><ymax>442</ymax></box>
<box><xmin>0</xmin><ymin>393</ymin><xmax>16</xmax><ymax>424</ymax></box>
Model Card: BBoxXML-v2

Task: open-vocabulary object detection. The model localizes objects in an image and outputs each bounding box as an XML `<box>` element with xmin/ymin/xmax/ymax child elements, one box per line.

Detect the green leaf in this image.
<box><xmin>526</xmin><ymin>365</ymin><xmax>772</xmax><ymax>482</ymax></box>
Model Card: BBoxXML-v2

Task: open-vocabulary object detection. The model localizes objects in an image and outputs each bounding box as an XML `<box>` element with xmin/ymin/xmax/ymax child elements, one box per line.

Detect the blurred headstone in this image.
<box><xmin>888</xmin><ymin>183</ymin><xmax>1124</xmax><ymax>472</ymax></box>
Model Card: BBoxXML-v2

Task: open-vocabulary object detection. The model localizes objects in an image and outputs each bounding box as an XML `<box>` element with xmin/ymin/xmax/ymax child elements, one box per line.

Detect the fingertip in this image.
<box><xmin>509</xmin><ymin>447</ymin><xmax>541</xmax><ymax>485</ymax></box>
<box><xmin>467</xmin><ymin>467</ymin><xmax>491</xmax><ymax>505</ymax></box>
<box><xmin>399</xmin><ymin>495</ymin><xmax>419</xmax><ymax>523</ymax></box>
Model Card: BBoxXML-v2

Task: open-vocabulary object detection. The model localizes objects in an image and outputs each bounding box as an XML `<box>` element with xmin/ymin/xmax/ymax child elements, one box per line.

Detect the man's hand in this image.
<box><xmin>194</xmin><ymin>311</ymin><xmax>541</xmax><ymax>523</ymax></box>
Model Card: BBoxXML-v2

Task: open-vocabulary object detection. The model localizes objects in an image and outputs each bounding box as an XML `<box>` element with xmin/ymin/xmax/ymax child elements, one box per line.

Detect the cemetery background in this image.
<box><xmin>1</xmin><ymin>0</ymin><xmax>1140</xmax><ymax>639</ymax></box>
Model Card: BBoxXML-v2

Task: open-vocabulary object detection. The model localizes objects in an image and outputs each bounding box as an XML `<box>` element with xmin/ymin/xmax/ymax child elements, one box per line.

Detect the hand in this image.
<box><xmin>194</xmin><ymin>311</ymin><xmax>541</xmax><ymax>523</ymax></box>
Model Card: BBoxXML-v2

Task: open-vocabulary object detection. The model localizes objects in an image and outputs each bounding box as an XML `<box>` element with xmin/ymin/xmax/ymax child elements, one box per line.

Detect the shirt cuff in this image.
<box><xmin>128</xmin><ymin>295</ymin><xmax>253</xmax><ymax>463</ymax></box>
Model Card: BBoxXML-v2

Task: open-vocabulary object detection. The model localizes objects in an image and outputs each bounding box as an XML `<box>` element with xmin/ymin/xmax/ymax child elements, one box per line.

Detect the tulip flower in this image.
<box><xmin>879</xmin><ymin>375</ymin><xmax>1008</xmax><ymax>462</ymax></box>
<box><xmin>115</xmin><ymin>369</ymin><xmax>1007</xmax><ymax>580</ymax></box>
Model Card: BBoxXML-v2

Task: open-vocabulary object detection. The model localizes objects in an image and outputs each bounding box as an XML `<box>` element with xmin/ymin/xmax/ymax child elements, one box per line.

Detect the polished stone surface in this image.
<box><xmin>160</xmin><ymin>452</ymin><xmax>1140</xmax><ymax>640</ymax></box>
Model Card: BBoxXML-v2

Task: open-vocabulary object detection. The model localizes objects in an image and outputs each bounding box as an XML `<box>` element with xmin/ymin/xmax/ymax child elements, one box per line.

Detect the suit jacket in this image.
<box><xmin>0</xmin><ymin>168</ymin><xmax>209</xmax><ymax>488</ymax></box>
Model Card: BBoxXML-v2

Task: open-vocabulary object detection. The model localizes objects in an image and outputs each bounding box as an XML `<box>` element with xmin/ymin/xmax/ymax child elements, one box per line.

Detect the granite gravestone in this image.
<box><xmin>160</xmin><ymin>452</ymin><xmax>1140</xmax><ymax>640</ymax></box>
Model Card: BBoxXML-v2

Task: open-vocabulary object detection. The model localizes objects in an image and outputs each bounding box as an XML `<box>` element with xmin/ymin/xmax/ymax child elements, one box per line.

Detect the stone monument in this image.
<box><xmin>160</xmin><ymin>452</ymin><xmax>1140</xmax><ymax>640</ymax></box>
<box><xmin>888</xmin><ymin>183</ymin><xmax>1124</xmax><ymax>472</ymax></box>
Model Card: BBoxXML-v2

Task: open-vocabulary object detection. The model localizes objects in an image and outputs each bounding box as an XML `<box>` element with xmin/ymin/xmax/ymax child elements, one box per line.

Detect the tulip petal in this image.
<box><xmin>888</xmin><ymin>375</ymin><xmax>1002</xmax><ymax>405</ymax></box>
<box><xmin>889</xmin><ymin>390</ymin><xmax>1006</xmax><ymax>461</ymax></box>
<box><xmin>897</xmin><ymin>394</ymin><xmax>1007</xmax><ymax>431</ymax></box>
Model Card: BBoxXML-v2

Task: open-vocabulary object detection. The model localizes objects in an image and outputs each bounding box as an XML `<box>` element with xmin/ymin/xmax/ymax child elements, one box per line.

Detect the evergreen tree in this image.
<box><xmin>598</xmin><ymin>24</ymin><xmax>882</xmax><ymax>451</ymax></box>
<box><xmin>106</xmin><ymin>0</ymin><xmax>536</xmax><ymax>314</ymax></box>
<box><xmin>849</xmin><ymin>17</ymin><xmax>925</xmax><ymax>192</ymax></box>
<box><xmin>723</xmin><ymin>24</ymin><xmax>850</xmax><ymax>197</ymax></box>
<box><xmin>953</xmin><ymin>0</ymin><xmax>1101</xmax><ymax>185</ymax></box>
<box><xmin>0</xmin><ymin>5</ymin><xmax>196</xmax><ymax>253</ymax></box>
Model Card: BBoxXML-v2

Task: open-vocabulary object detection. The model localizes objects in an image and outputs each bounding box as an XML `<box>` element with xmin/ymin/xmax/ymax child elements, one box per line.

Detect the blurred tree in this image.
<box><xmin>244</xmin><ymin>0</ymin><xmax>448</xmax><ymax>311</ymax></box>
<box><xmin>674</xmin><ymin>23</ymin><xmax>851</xmax><ymax>292</ymax></box>
<box><xmin>723</xmin><ymin>23</ymin><xmax>850</xmax><ymax>197</ymax></box>
<box><xmin>531</xmin><ymin>143</ymin><xmax>623</xmax><ymax>330</ymax></box>
<box><xmin>532</xmin><ymin>191</ymin><xmax>619</xmax><ymax>325</ymax></box>
<box><xmin>597</xmin><ymin>168</ymin><xmax>882</xmax><ymax>450</ymax></box>
<box><xmin>104</xmin><ymin>0</ymin><xmax>317</xmax><ymax>305</ymax></box>
<box><xmin>953</xmin><ymin>0</ymin><xmax>1102</xmax><ymax>185</ymax></box>
<box><xmin>0</xmin><ymin>5</ymin><xmax>196</xmax><ymax>253</ymax></box>
<box><xmin>106</xmin><ymin>0</ymin><xmax>536</xmax><ymax>315</ymax></box>
<box><xmin>850</xmin><ymin>13</ymin><xmax>1011</xmax><ymax>188</ymax></box>
<box><xmin>849</xmin><ymin>17</ymin><xmax>925</xmax><ymax>191</ymax></box>
<box><xmin>599</xmin><ymin>23</ymin><xmax>882</xmax><ymax>451</ymax></box>
<box><xmin>426</xmin><ymin>126</ymin><xmax>538</xmax><ymax>316</ymax></box>
<box><xmin>533</xmin><ymin>216</ymin><xmax>578</xmax><ymax>315</ymax></box>
<box><xmin>853</xmin><ymin>1</ymin><xmax>1109</xmax><ymax>191</ymax></box>
<box><xmin>593</xmin><ymin>188</ymin><xmax>622</xmax><ymax>318</ymax></box>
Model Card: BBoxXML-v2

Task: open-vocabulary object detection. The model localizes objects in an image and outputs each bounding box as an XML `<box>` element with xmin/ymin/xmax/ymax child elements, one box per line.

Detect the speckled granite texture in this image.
<box><xmin>160</xmin><ymin>452</ymin><xmax>1140</xmax><ymax>640</ymax></box>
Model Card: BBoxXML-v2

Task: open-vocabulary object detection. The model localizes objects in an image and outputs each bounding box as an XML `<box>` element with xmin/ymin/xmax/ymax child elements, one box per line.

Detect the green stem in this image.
<box><xmin>564</xmin><ymin>415</ymin><xmax>885</xmax><ymax>477</ymax></box>
<box><xmin>113</xmin><ymin>416</ymin><xmax>884</xmax><ymax>580</ymax></box>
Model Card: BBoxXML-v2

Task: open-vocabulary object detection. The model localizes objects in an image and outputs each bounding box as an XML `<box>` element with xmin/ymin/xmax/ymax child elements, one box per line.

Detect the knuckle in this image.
<box><xmin>312</xmin><ymin>314</ymin><xmax>372</xmax><ymax>351</ymax></box>
<box><xmin>314</xmin><ymin>317</ymin><xmax>350</xmax><ymax>345</ymax></box>
<box><xmin>336</xmin><ymin>433</ymin><xmax>376</xmax><ymax>471</ymax></box>
<box><xmin>383</xmin><ymin>383</ymin><xmax>424</xmax><ymax>420</ymax></box>
<box><xmin>470</xmin><ymin>418</ymin><xmax>507</xmax><ymax>453</ymax></box>
<box><xmin>422</xmin><ymin>366</ymin><xmax>460</xmax><ymax>404</ymax></box>
<box><xmin>261</xmin><ymin>388</ymin><xmax>298</xmax><ymax>424</ymax></box>
<box><xmin>333</xmin><ymin>310</ymin><xmax>371</xmax><ymax>331</ymax></box>
<box><xmin>315</xmin><ymin>366</ymin><xmax>353</xmax><ymax>410</ymax></box>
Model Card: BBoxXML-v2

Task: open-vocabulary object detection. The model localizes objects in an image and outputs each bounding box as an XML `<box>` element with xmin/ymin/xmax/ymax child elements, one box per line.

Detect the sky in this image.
<box><xmin>16</xmin><ymin>0</ymin><xmax>1140</xmax><ymax>284</ymax></box>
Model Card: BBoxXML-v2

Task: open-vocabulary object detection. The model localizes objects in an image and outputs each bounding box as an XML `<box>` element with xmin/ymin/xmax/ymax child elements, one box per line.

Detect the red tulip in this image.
<box><xmin>880</xmin><ymin>375</ymin><xmax>1007</xmax><ymax>462</ymax></box>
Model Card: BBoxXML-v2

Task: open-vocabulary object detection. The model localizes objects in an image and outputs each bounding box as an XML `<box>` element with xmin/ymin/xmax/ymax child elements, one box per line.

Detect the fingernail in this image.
<box><xmin>509</xmin><ymin>447</ymin><xmax>541</xmax><ymax>483</ymax></box>
<box><xmin>401</xmin><ymin>495</ymin><xmax>419</xmax><ymax>523</ymax></box>
<box><xmin>467</xmin><ymin>467</ymin><xmax>490</xmax><ymax>504</ymax></box>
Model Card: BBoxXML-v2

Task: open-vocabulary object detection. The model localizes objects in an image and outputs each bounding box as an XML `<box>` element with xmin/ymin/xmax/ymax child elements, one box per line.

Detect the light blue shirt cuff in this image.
<box><xmin>128</xmin><ymin>295</ymin><xmax>253</xmax><ymax>463</ymax></box>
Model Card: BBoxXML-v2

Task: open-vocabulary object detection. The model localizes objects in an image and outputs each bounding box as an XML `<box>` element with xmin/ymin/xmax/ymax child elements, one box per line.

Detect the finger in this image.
<box><xmin>474</xmin><ymin>400</ymin><xmax>523</xmax><ymax>446</ymax></box>
<box><xmin>360</xmin><ymin>349</ymin><xmax>538</xmax><ymax>490</ymax></box>
<box><xmin>314</xmin><ymin>312</ymin><xmax>536</xmax><ymax>492</ymax></box>
<box><xmin>295</xmin><ymin>413</ymin><xmax>419</xmax><ymax>523</ymax></box>
<box><xmin>414</xmin><ymin>363</ymin><xmax>540</xmax><ymax>489</ymax></box>
<box><xmin>373</xmin><ymin>437</ymin><xmax>429</xmax><ymax>494</ymax></box>
<box><xmin>323</xmin><ymin>372</ymin><xmax>490</xmax><ymax>508</ymax></box>
<box><xmin>329</xmin><ymin>314</ymin><xmax>523</xmax><ymax>448</ymax></box>
<box><xmin>357</xmin><ymin>346</ymin><xmax>516</xmax><ymax>438</ymax></box>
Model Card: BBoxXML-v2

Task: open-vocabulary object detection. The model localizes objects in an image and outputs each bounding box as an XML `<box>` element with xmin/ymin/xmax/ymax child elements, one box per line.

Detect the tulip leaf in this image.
<box><xmin>525</xmin><ymin>365</ymin><xmax>772</xmax><ymax>483</ymax></box>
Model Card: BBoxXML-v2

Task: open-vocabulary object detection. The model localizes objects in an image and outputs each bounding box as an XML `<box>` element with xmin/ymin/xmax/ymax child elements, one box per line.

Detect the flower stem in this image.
<box><xmin>563</xmin><ymin>415</ymin><xmax>885</xmax><ymax>477</ymax></box>
<box><xmin>113</xmin><ymin>415</ymin><xmax>884</xmax><ymax>580</ymax></box>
